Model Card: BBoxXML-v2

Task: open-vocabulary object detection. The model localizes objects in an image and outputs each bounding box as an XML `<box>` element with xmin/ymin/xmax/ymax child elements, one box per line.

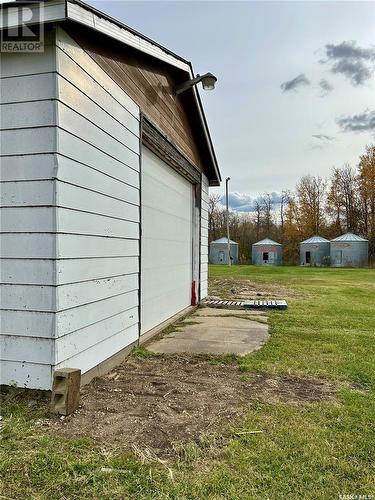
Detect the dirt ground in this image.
<box><xmin>209</xmin><ymin>277</ymin><xmax>300</xmax><ymax>300</ymax></box>
<box><xmin>47</xmin><ymin>355</ymin><xmax>336</xmax><ymax>456</ymax></box>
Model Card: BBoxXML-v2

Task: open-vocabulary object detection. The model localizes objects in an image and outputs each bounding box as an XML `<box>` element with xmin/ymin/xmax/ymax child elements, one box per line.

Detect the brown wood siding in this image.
<box><xmin>66</xmin><ymin>24</ymin><xmax>205</xmax><ymax>171</ymax></box>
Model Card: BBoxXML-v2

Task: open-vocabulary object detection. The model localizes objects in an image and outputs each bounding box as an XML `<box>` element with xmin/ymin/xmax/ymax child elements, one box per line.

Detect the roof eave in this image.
<box><xmin>68</xmin><ymin>0</ymin><xmax>221</xmax><ymax>186</ymax></box>
<box><xmin>0</xmin><ymin>0</ymin><xmax>221</xmax><ymax>186</ymax></box>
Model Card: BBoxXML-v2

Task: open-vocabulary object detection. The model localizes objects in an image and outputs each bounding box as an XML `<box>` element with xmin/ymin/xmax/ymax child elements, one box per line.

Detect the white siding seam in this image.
<box><xmin>0</xmin><ymin>256</ymin><xmax>139</xmax><ymax>261</ymax></box>
<box><xmin>0</xmin><ymin>356</ymin><xmax>52</xmax><ymax>367</ymax></box>
<box><xmin>55</xmin><ymin>38</ymin><xmax>139</xmax><ymax>120</ymax></box>
<box><xmin>0</xmin><ymin>179</ymin><xmax>55</xmax><ymax>183</ymax></box>
<box><xmin>56</xmin><ymin>314</ymin><xmax>139</xmax><ymax>341</ymax></box>
<box><xmin>0</xmin><ymin>71</ymin><xmax>58</xmax><ymax>80</ymax></box>
<box><xmin>55</xmin><ymin>179</ymin><xmax>139</xmax><ymax>206</ymax></box>
<box><xmin>56</xmin><ymin>153</ymin><xmax>140</xmax><ymax>189</ymax></box>
<box><xmin>1</xmin><ymin>271</ymin><xmax>139</xmax><ymax>287</ymax></box>
<box><xmin>0</xmin><ymin>125</ymin><xmax>58</xmax><ymax>132</ymax></box>
<box><xmin>56</xmin><ymin>101</ymin><xmax>139</xmax><ymax>155</ymax></box>
<box><xmin>57</xmin><ymin>206</ymin><xmax>139</xmax><ymax>223</ymax></box>
<box><xmin>0</xmin><ymin>97</ymin><xmax>56</xmax><ymax>106</ymax></box>
<box><xmin>1</xmin><ymin>100</ymin><xmax>139</xmax><ymax>156</ymax></box>
<box><xmin>0</xmin><ymin>287</ymin><xmax>139</xmax><ymax>314</ymax></box>
<box><xmin>2</xmin><ymin>307</ymin><xmax>138</xmax><ymax>341</ymax></box>
<box><xmin>1</xmin><ymin>152</ymin><xmax>139</xmax><ymax>189</ymax></box>
<box><xmin>0</xmin><ymin>206</ymin><xmax>139</xmax><ymax>222</ymax></box>
<box><xmin>56</xmin><ymin>70</ymin><xmax>139</xmax><ymax>136</ymax></box>
<box><xmin>0</xmin><ymin>256</ymin><xmax>139</xmax><ymax>260</ymax></box>
<box><xmin>0</xmin><ymin>333</ymin><xmax>52</xmax><ymax>342</ymax></box>
<box><xmin>0</xmin><ymin>152</ymin><xmax>57</xmax><ymax>158</ymax></box>
<box><xmin>0</xmin><ymin>231</ymin><xmax>140</xmax><ymax>240</ymax></box>
<box><xmin>55</xmin><ymin>206</ymin><xmax>139</xmax><ymax>223</ymax></box>
<box><xmin>53</xmin><ymin>322</ymin><xmax>139</xmax><ymax>366</ymax></box>
<box><xmin>56</xmin><ymin>127</ymin><xmax>139</xmax><ymax>173</ymax></box>
<box><xmin>56</xmin><ymin>287</ymin><xmax>139</xmax><ymax>313</ymax></box>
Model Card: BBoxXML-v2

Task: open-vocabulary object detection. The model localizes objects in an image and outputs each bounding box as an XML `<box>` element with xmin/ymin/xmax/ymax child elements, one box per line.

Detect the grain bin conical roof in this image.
<box><xmin>253</xmin><ymin>238</ymin><xmax>282</xmax><ymax>246</ymax></box>
<box><xmin>331</xmin><ymin>232</ymin><xmax>368</xmax><ymax>242</ymax></box>
<box><xmin>301</xmin><ymin>235</ymin><xmax>330</xmax><ymax>244</ymax></box>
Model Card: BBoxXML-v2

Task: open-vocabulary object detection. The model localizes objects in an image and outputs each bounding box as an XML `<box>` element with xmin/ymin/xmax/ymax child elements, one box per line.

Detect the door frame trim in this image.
<box><xmin>141</xmin><ymin>115</ymin><xmax>201</xmax><ymax>184</ymax></box>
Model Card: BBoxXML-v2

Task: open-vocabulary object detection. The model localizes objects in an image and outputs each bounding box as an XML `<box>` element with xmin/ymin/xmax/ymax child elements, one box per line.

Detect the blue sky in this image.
<box><xmin>89</xmin><ymin>1</ymin><xmax>375</xmax><ymax>208</ymax></box>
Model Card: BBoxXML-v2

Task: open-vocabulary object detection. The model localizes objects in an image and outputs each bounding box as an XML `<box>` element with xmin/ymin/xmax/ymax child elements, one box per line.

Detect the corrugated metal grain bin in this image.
<box><xmin>209</xmin><ymin>237</ymin><xmax>239</xmax><ymax>264</ymax></box>
<box><xmin>300</xmin><ymin>236</ymin><xmax>330</xmax><ymax>266</ymax></box>
<box><xmin>330</xmin><ymin>232</ymin><xmax>368</xmax><ymax>267</ymax></box>
<box><xmin>252</xmin><ymin>238</ymin><xmax>282</xmax><ymax>266</ymax></box>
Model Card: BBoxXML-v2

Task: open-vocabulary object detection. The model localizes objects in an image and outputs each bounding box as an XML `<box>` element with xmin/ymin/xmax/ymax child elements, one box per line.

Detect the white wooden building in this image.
<box><xmin>0</xmin><ymin>0</ymin><xmax>221</xmax><ymax>389</ymax></box>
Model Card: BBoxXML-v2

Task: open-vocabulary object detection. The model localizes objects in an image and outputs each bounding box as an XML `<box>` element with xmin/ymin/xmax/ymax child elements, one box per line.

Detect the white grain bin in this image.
<box><xmin>330</xmin><ymin>232</ymin><xmax>368</xmax><ymax>267</ymax></box>
<box><xmin>209</xmin><ymin>237</ymin><xmax>239</xmax><ymax>264</ymax></box>
<box><xmin>252</xmin><ymin>238</ymin><xmax>282</xmax><ymax>266</ymax></box>
<box><xmin>300</xmin><ymin>236</ymin><xmax>330</xmax><ymax>266</ymax></box>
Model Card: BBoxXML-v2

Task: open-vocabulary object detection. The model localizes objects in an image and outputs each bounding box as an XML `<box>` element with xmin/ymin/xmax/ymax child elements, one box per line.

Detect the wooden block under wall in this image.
<box><xmin>51</xmin><ymin>368</ymin><xmax>81</xmax><ymax>416</ymax></box>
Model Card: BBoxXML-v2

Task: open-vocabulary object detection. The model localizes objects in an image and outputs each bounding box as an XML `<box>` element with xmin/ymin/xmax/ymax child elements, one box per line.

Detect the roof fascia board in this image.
<box><xmin>66</xmin><ymin>1</ymin><xmax>191</xmax><ymax>73</ymax></box>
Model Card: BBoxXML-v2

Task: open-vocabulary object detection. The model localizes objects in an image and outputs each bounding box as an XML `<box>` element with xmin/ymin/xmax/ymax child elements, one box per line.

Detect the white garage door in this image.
<box><xmin>141</xmin><ymin>146</ymin><xmax>193</xmax><ymax>335</ymax></box>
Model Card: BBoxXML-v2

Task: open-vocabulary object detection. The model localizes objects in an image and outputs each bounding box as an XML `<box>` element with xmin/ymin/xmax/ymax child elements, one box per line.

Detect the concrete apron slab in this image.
<box><xmin>147</xmin><ymin>315</ymin><xmax>270</xmax><ymax>357</ymax></box>
<box><xmin>194</xmin><ymin>307</ymin><xmax>268</xmax><ymax>322</ymax></box>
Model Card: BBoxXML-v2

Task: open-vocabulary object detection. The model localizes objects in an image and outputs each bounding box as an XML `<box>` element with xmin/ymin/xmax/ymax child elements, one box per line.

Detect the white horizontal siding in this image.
<box><xmin>0</xmin><ymin>73</ymin><xmax>56</xmax><ymax>104</ymax></box>
<box><xmin>0</xmin><ymin>40</ymin><xmax>58</xmax><ymax>389</ymax></box>
<box><xmin>57</xmin><ymin>128</ymin><xmax>139</xmax><ymax>186</ymax></box>
<box><xmin>2</xmin><ymin>206</ymin><xmax>138</xmax><ymax>235</ymax></box>
<box><xmin>1</xmin><ymin>233</ymin><xmax>138</xmax><ymax>259</ymax></box>
<box><xmin>56</xmin><ymin>26</ymin><xmax>139</xmax><ymax>117</ymax></box>
<box><xmin>55</xmin><ymin>309</ymin><xmax>138</xmax><ymax>363</ymax></box>
<box><xmin>0</xmin><ymin>128</ymin><xmax>56</xmax><ymax>155</ymax></box>
<box><xmin>0</xmin><ymin>100</ymin><xmax>56</xmax><ymax>129</ymax></box>
<box><xmin>200</xmin><ymin>174</ymin><xmax>209</xmax><ymax>300</ymax></box>
<box><xmin>0</xmin><ymin>361</ymin><xmax>52</xmax><ymax>390</ymax></box>
<box><xmin>56</xmin><ymin>235</ymin><xmax>139</xmax><ymax>259</ymax></box>
<box><xmin>1</xmin><ymin>310</ymin><xmax>54</xmax><ymax>338</ymax></box>
<box><xmin>57</xmin><ymin>103</ymin><xmax>139</xmax><ymax>170</ymax></box>
<box><xmin>57</xmin><ymin>50</ymin><xmax>139</xmax><ymax>134</ymax></box>
<box><xmin>55</xmin><ymin>323</ymin><xmax>139</xmax><ymax>375</ymax></box>
<box><xmin>56</xmin><ymin>208</ymin><xmax>139</xmax><ymax>238</ymax></box>
<box><xmin>56</xmin><ymin>291</ymin><xmax>138</xmax><ymax>337</ymax></box>
<box><xmin>0</xmin><ymin>335</ymin><xmax>52</xmax><ymax>365</ymax></box>
<box><xmin>0</xmin><ymin>180</ymin><xmax>55</xmax><ymax>206</ymax></box>
<box><xmin>57</xmin><ymin>76</ymin><xmax>139</xmax><ymax>150</ymax></box>
<box><xmin>0</xmin><ymin>45</ymin><xmax>56</xmax><ymax>78</ymax></box>
<box><xmin>50</xmin><ymin>26</ymin><xmax>141</xmax><ymax>377</ymax></box>
<box><xmin>56</xmin><ymin>155</ymin><xmax>139</xmax><ymax>197</ymax></box>
<box><xmin>1</xmin><ymin>257</ymin><xmax>139</xmax><ymax>285</ymax></box>
<box><xmin>56</xmin><ymin>181</ymin><xmax>139</xmax><ymax>220</ymax></box>
<box><xmin>1</xmin><ymin>259</ymin><xmax>55</xmax><ymax>285</ymax></box>
<box><xmin>1</xmin><ymin>207</ymin><xmax>55</xmax><ymax>232</ymax></box>
<box><xmin>1</xmin><ymin>284</ymin><xmax>55</xmax><ymax>312</ymax></box>
<box><xmin>56</xmin><ymin>273</ymin><xmax>138</xmax><ymax>311</ymax></box>
<box><xmin>0</xmin><ymin>154</ymin><xmax>57</xmax><ymax>181</ymax></box>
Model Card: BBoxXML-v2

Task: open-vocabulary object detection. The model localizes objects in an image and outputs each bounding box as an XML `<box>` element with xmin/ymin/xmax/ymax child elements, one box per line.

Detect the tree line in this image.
<box><xmin>209</xmin><ymin>144</ymin><xmax>375</xmax><ymax>264</ymax></box>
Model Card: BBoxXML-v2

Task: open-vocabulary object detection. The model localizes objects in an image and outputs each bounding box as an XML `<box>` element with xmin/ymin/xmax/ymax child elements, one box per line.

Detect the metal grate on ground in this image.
<box><xmin>204</xmin><ymin>299</ymin><xmax>288</xmax><ymax>310</ymax></box>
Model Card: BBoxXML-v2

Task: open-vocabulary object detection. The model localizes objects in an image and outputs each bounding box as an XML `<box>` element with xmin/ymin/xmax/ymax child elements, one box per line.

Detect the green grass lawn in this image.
<box><xmin>1</xmin><ymin>266</ymin><xmax>375</xmax><ymax>499</ymax></box>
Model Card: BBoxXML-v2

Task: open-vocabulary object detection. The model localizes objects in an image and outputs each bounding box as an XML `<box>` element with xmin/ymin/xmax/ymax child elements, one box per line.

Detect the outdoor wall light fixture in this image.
<box><xmin>174</xmin><ymin>72</ymin><xmax>217</xmax><ymax>95</ymax></box>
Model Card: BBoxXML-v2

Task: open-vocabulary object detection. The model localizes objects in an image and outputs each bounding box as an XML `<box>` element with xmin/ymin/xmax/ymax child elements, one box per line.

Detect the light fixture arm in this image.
<box><xmin>174</xmin><ymin>72</ymin><xmax>217</xmax><ymax>95</ymax></box>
